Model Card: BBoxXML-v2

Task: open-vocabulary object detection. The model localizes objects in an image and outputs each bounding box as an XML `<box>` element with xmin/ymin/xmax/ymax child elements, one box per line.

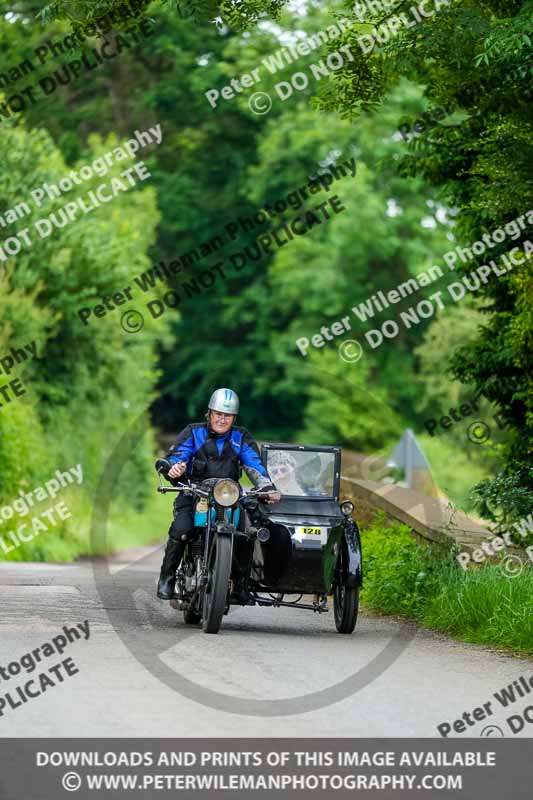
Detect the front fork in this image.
<box><xmin>203</xmin><ymin>519</ymin><xmax>236</xmax><ymax>587</ymax></box>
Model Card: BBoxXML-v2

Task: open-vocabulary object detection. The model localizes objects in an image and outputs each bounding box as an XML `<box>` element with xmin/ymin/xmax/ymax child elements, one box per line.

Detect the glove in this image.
<box><xmin>261</xmin><ymin>485</ymin><xmax>281</xmax><ymax>504</ymax></box>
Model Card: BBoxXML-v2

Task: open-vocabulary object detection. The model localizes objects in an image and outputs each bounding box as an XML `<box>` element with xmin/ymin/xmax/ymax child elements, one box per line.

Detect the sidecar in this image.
<box><xmin>249</xmin><ymin>443</ymin><xmax>362</xmax><ymax>633</ymax></box>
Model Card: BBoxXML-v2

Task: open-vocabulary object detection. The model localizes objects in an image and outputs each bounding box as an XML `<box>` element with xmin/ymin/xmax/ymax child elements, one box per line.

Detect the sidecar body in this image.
<box><xmin>250</xmin><ymin>444</ymin><xmax>362</xmax><ymax>596</ymax></box>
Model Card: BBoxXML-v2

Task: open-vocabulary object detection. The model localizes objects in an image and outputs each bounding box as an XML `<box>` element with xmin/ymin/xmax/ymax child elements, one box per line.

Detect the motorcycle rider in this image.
<box><xmin>157</xmin><ymin>388</ymin><xmax>280</xmax><ymax>600</ymax></box>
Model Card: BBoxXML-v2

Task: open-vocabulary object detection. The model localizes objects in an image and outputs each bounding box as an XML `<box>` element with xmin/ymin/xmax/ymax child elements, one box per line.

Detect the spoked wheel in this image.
<box><xmin>333</xmin><ymin>583</ymin><xmax>359</xmax><ymax>634</ymax></box>
<box><xmin>333</xmin><ymin>542</ymin><xmax>359</xmax><ymax>634</ymax></box>
<box><xmin>202</xmin><ymin>535</ymin><xmax>233</xmax><ymax>634</ymax></box>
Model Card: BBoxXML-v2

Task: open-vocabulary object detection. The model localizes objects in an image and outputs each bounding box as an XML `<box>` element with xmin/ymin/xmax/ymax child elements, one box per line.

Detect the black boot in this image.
<box><xmin>230</xmin><ymin>570</ymin><xmax>250</xmax><ymax>605</ymax></box>
<box><xmin>157</xmin><ymin>538</ymin><xmax>185</xmax><ymax>600</ymax></box>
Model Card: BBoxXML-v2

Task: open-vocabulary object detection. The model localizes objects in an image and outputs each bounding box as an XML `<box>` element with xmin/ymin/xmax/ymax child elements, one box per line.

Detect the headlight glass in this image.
<box><xmin>213</xmin><ymin>479</ymin><xmax>240</xmax><ymax>507</ymax></box>
<box><xmin>340</xmin><ymin>500</ymin><xmax>354</xmax><ymax>516</ymax></box>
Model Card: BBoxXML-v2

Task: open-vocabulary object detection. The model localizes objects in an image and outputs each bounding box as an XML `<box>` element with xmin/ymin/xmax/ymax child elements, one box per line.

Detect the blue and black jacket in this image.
<box><xmin>166</xmin><ymin>423</ymin><xmax>274</xmax><ymax>489</ymax></box>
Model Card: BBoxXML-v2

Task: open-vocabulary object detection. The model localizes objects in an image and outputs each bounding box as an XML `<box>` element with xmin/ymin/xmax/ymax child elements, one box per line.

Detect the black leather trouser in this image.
<box><xmin>157</xmin><ymin>496</ymin><xmax>194</xmax><ymax>594</ymax></box>
<box><xmin>168</xmin><ymin>495</ymin><xmax>195</xmax><ymax>542</ymax></box>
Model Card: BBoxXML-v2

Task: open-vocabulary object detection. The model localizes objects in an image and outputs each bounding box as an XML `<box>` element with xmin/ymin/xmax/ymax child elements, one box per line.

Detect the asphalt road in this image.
<box><xmin>0</xmin><ymin>544</ymin><xmax>532</xmax><ymax>738</ymax></box>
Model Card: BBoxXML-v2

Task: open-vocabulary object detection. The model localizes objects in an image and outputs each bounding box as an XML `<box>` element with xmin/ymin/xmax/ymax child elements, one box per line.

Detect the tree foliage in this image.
<box><xmin>315</xmin><ymin>0</ymin><xmax>533</xmax><ymax>523</ymax></box>
<box><xmin>0</xmin><ymin>116</ymin><xmax>164</xmax><ymax>553</ymax></box>
<box><xmin>1</xmin><ymin>0</ymin><xmax>529</xmax><ymax>543</ymax></box>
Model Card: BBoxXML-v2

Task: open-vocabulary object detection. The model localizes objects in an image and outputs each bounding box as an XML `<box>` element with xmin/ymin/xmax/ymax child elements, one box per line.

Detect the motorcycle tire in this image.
<box><xmin>333</xmin><ymin>583</ymin><xmax>359</xmax><ymax>634</ymax></box>
<box><xmin>202</xmin><ymin>535</ymin><xmax>232</xmax><ymax>634</ymax></box>
<box><xmin>333</xmin><ymin>538</ymin><xmax>359</xmax><ymax>634</ymax></box>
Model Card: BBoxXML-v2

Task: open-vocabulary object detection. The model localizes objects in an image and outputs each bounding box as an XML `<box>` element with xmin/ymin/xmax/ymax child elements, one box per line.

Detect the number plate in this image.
<box><xmin>294</xmin><ymin>526</ymin><xmax>328</xmax><ymax>544</ymax></box>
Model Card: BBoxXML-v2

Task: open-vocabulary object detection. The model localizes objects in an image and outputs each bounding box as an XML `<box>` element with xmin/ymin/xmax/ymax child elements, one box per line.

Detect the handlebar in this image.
<box><xmin>157</xmin><ymin>483</ymin><xmax>274</xmax><ymax>499</ymax></box>
<box><xmin>155</xmin><ymin>458</ymin><xmax>277</xmax><ymax>500</ymax></box>
<box><xmin>157</xmin><ymin>484</ymin><xmax>207</xmax><ymax>495</ymax></box>
<box><xmin>156</xmin><ymin>478</ymin><xmax>209</xmax><ymax>495</ymax></box>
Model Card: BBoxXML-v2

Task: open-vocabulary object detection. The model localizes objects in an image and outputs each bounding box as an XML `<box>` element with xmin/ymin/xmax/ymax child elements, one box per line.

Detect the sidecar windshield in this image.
<box><xmin>262</xmin><ymin>444</ymin><xmax>340</xmax><ymax>499</ymax></box>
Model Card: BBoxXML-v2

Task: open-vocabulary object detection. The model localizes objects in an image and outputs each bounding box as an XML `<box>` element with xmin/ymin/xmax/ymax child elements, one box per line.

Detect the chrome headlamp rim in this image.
<box><xmin>213</xmin><ymin>478</ymin><xmax>240</xmax><ymax>507</ymax></box>
<box><xmin>340</xmin><ymin>500</ymin><xmax>354</xmax><ymax>517</ymax></box>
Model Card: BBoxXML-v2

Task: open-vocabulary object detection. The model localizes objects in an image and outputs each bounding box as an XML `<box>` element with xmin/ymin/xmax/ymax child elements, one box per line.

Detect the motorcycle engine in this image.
<box><xmin>184</xmin><ymin>548</ymin><xmax>203</xmax><ymax>593</ymax></box>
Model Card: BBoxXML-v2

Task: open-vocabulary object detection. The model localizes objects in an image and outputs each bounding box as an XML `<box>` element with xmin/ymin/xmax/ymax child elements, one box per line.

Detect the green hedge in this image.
<box><xmin>0</xmin><ymin>120</ymin><xmax>168</xmax><ymax>563</ymax></box>
<box><xmin>361</xmin><ymin>513</ymin><xmax>533</xmax><ymax>655</ymax></box>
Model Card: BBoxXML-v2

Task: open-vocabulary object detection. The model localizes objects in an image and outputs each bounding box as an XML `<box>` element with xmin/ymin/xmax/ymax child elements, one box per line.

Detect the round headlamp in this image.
<box><xmin>213</xmin><ymin>479</ymin><xmax>240</xmax><ymax>507</ymax></box>
<box><xmin>340</xmin><ymin>500</ymin><xmax>354</xmax><ymax>517</ymax></box>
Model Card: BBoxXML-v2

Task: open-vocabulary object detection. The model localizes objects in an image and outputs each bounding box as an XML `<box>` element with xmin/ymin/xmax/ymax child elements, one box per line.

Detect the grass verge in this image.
<box><xmin>361</xmin><ymin>513</ymin><xmax>533</xmax><ymax>656</ymax></box>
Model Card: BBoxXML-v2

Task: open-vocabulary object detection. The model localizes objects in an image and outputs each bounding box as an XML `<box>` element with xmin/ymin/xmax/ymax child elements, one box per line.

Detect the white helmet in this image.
<box><xmin>208</xmin><ymin>388</ymin><xmax>240</xmax><ymax>415</ymax></box>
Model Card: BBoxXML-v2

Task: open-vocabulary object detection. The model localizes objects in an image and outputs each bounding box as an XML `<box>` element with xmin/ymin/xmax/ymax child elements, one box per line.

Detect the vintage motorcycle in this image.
<box><xmin>156</xmin><ymin>443</ymin><xmax>362</xmax><ymax>635</ymax></box>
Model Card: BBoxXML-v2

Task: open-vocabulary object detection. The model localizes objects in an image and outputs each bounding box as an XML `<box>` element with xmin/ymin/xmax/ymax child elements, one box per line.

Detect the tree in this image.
<box><xmin>0</xmin><ymin>117</ymin><xmax>163</xmax><ymax>526</ymax></box>
<box><xmin>311</xmin><ymin>0</ymin><xmax>533</xmax><ymax>525</ymax></box>
<box><xmin>6</xmin><ymin>0</ymin><xmax>530</xmax><ymax>525</ymax></box>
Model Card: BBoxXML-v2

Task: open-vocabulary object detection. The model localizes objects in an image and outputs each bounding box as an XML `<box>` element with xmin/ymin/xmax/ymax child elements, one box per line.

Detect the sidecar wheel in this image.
<box><xmin>334</xmin><ymin>584</ymin><xmax>359</xmax><ymax>634</ymax></box>
<box><xmin>202</xmin><ymin>535</ymin><xmax>232</xmax><ymax>634</ymax></box>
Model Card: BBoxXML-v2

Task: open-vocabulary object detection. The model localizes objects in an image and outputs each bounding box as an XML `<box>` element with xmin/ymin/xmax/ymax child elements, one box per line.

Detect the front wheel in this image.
<box><xmin>202</xmin><ymin>535</ymin><xmax>233</xmax><ymax>634</ymax></box>
<box><xmin>333</xmin><ymin>583</ymin><xmax>359</xmax><ymax>634</ymax></box>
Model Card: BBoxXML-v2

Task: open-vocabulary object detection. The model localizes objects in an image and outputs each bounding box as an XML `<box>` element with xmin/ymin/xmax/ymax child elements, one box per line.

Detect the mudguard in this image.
<box><xmin>343</xmin><ymin>519</ymin><xmax>363</xmax><ymax>588</ymax></box>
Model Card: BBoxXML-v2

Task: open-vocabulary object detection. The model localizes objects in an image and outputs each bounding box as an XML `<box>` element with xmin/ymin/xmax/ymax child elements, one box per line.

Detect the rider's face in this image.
<box><xmin>209</xmin><ymin>411</ymin><xmax>235</xmax><ymax>434</ymax></box>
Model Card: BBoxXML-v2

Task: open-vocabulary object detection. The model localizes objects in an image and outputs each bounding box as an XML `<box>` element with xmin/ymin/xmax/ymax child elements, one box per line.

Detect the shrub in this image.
<box><xmin>361</xmin><ymin>513</ymin><xmax>533</xmax><ymax>655</ymax></box>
